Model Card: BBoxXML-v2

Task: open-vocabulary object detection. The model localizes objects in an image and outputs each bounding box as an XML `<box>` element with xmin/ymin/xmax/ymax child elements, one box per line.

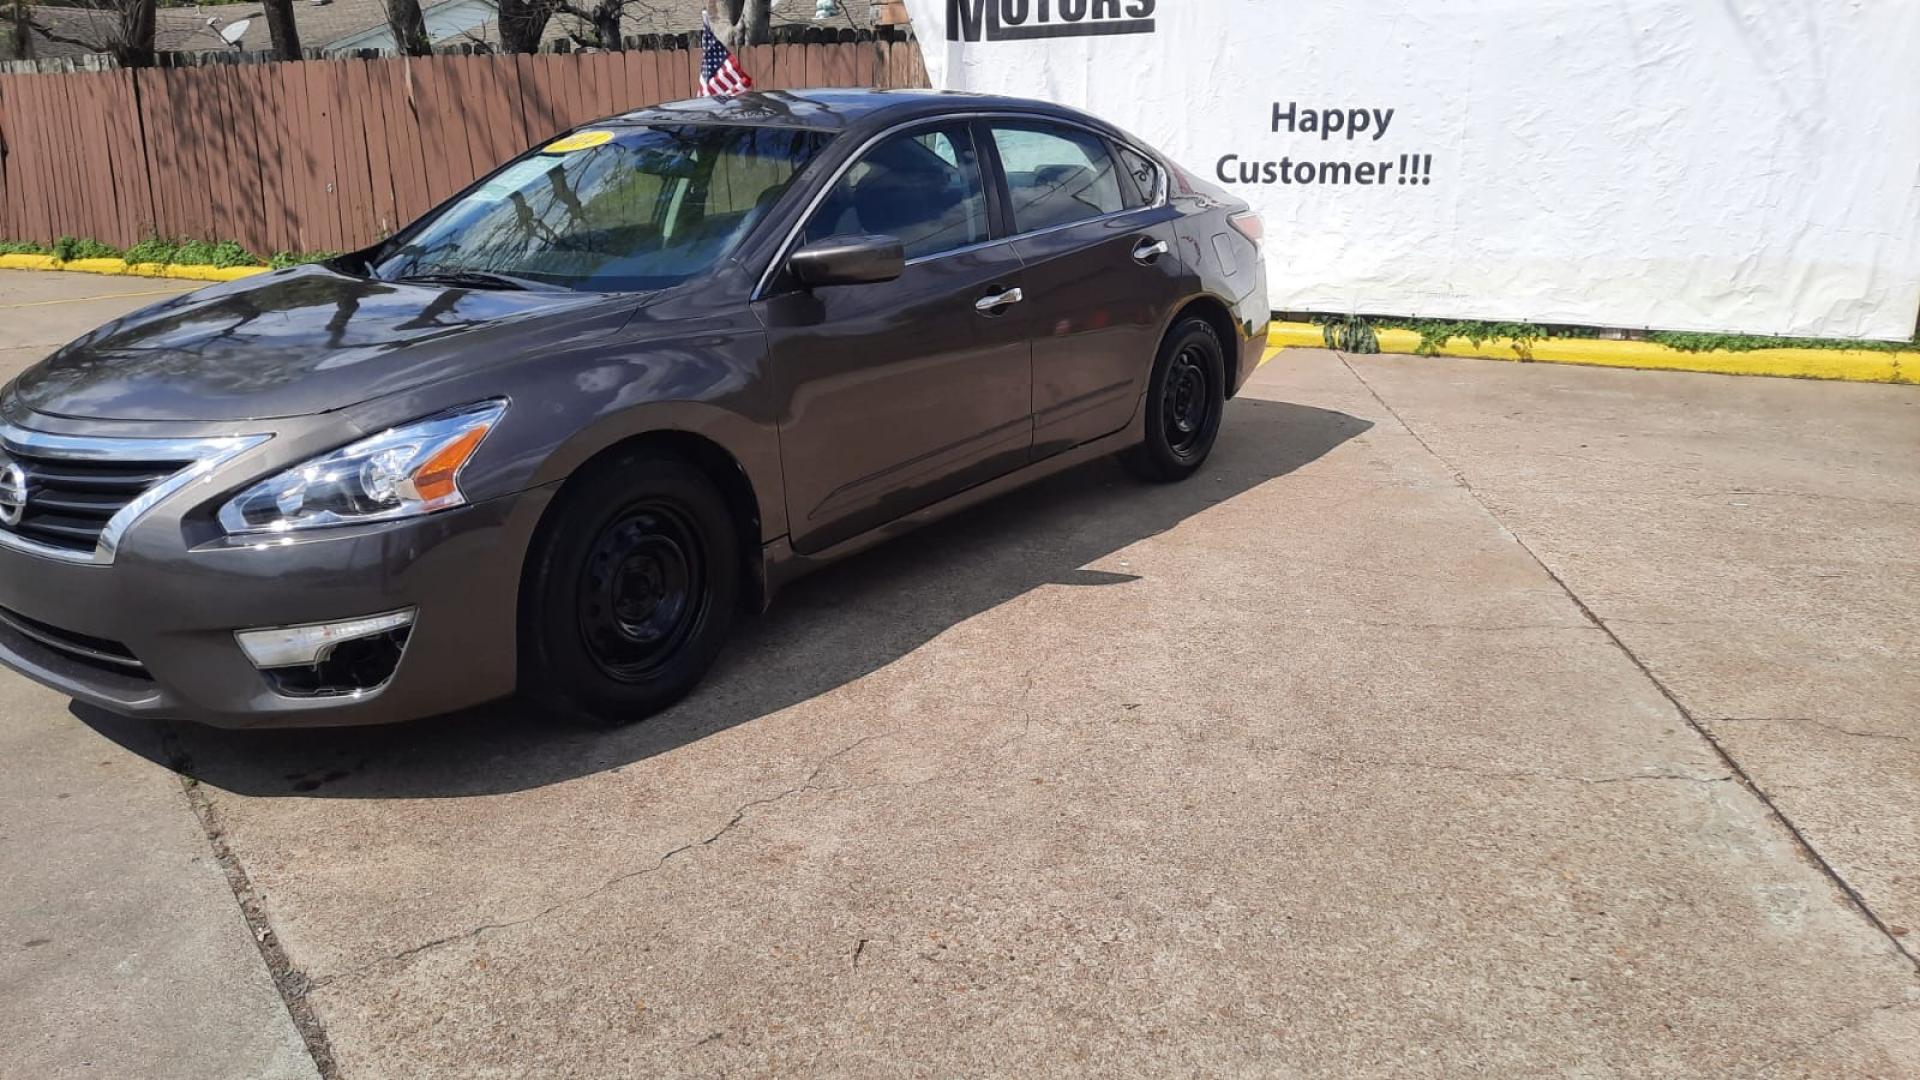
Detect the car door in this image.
<box><xmin>757</xmin><ymin>120</ymin><xmax>1032</xmax><ymax>555</ymax></box>
<box><xmin>987</xmin><ymin>120</ymin><xmax>1190</xmax><ymax>459</ymax></box>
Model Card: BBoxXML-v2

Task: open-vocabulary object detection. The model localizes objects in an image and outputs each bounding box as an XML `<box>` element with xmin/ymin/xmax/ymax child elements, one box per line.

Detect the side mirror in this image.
<box><xmin>788</xmin><ymin>235</ymin><xmax>905</xmax><ymax>287</ymax></box>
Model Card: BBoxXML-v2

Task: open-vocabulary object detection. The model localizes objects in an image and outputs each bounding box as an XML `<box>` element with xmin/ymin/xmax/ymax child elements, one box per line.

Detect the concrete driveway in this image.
<box><xmin>2</xmin><ymin>270</ymin><xmax>1916</xmax><ymax>1078</ymax></box>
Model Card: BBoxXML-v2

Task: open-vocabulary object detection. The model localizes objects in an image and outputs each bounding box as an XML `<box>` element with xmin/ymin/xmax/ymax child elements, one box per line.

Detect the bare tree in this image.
<box><xmin>21</xmin><ymin>0</ymin><xmax>157</xmax><ymax>66</ymax></box>
<box><xmin>8</xmin><ymin>0</ymin><xmax>34</xmax><ymax>60</ymax></box>
<box><xmin>495</xmin><ymin>0</ymin><xmax>556</xmax><ymax>53</ymax></box>
<box><xmin>116</xmin><ymin>0</ymin><xmax>152</xmax><ymax>64</ymax></box>
<box><xmin>556</xmin><ymin>0</ymin><xmax>625</xmax><ymax>50</ymax></box>
<box><xmin>488</xmin><ymin>0</ymin><xmax>778</xmax><ymax>57</ymax></box>
<box><xmin>382</xmin><ymin>0</ymin><xmax>432</xmax><ymax>55</ymax></box>
<box><xmin>261</xmin><ymin>0</ymin><xmax>302</xmax><ymax>61</ymax></box>
<box><xmin>550</xmin><ymin>0</ymin><xmax>683</xmax><ymax>53</ymax></box>
<box><xmin>713</xmin><ymin>0</ymin><xmax>771</xmax><ymax>49</ymax></box>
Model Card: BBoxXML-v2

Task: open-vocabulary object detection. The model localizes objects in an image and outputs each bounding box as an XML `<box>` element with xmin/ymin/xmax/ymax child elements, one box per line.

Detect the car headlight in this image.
<box><xmin>218</xmin><ymin>401</ymin><xmax>507</xmax><ymax>536</ymax></box>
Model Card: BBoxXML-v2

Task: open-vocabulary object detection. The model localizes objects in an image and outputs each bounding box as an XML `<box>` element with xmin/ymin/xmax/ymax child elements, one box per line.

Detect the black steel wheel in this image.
<box><xmin>1124</xmin><ymin>317</ymin><xmax>1227</xmax><ymax>481</ymax></box>
<box><xmin>1162</xmin><ymin>342</ymin><xmax>1213</xmax><ymax>457</ymax></box>
<box><xmin>521</xmin><ymin>452</ymin><xmax>740</xmax><ymax>725</ymax></box>
<box><xmin>577</xmin><ymin>501</ymin><xmax>708</xmax><ymax>683</ymax></box>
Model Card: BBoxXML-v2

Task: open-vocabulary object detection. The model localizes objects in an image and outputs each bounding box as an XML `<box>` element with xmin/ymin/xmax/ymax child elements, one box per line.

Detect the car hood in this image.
<box><xmin>10</xmin><ymin>267</ymin><xmax>621</xmax><ymax>422</ymax></box>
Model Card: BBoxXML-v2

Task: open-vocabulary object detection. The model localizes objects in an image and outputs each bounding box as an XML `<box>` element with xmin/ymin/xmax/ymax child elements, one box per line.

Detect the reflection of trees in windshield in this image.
<box><xmin>637</xmin><ymin>94</ymin><xmax>818</xmax><ymax>127</ymax></box>
<box><xmin>372</xmin><ymin>125</ymin><xmax>831</xmax><ymax>293</ymax></box>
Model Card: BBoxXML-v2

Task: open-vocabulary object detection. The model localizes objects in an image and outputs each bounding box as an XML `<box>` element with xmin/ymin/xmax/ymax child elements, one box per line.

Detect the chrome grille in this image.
<box><xmin>1</xmin><ymin>449</ymin><xmax>195</xmax><ymax>553</ymax></box>
<box><xmin>0</xmin><ymin>423</ymin><xmax>270</xmax><ymax>564</ymax></box>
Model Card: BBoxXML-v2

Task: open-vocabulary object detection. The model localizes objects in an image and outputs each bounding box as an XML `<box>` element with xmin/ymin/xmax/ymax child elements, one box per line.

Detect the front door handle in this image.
<box><xmin>975</xmin><ymin>287</ymin><xmax>1024</xmax><ymax>313</ymax></box>
<box><xmin>1132</xmin><ymin>238</ymin><xmax>1170</xmax><ymax>263</ymax></box>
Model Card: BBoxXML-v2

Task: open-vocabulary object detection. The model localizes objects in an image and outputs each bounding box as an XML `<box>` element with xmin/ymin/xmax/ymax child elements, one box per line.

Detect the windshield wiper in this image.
<box><xmin>389</xmin><ymin>269</ymin><xmax>553</xmax><ymax>291</ymax></box>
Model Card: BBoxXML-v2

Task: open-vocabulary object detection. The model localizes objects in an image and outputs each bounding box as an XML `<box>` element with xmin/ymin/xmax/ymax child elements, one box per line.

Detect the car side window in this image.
<box><xmin>990</xmin><ymin>122</ymin><xmax>1126</xmax><ymax>233</ymax></box>
<box><xmin>1114</xmin><ymin>144</ymin><xmax>1161</xmax><ymax>209</ymax></box>
<box><xmin>803</xmin><ymin>124</ymin><xmax>990</xmax><ymax>261</ymax></box>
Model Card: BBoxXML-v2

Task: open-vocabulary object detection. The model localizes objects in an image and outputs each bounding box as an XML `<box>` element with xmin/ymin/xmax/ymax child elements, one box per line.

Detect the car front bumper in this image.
<box><xmin>0</xmin><ymin>483</ymin><xmax>556</xmax><ymax>729</ymax></box>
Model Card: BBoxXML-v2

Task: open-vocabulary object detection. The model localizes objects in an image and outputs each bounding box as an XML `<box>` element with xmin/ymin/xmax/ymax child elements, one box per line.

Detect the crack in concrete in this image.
<box><xmin>1489</xmin><ymin>485</ymin><xmax>1920</xmax><ymax>510</ymax></box>
<box><xmin>1750</xmin><ymin>997</ymin><xmax>1918</xmax><ymax>1077</ymax></box>
<box><xmin>1708</xmin><ymin>717</ymin><xmax>1915</xmax><ymax>744</ymax></box>
<box><xmin>1331</xmin><ymin>618</ymin><xmax>1600</xmax><ymax>633</ymax></box>
<box><xmin>308</xmin><ymin>688</ymin><xmax>1066</xmax><ymax>993</ymax></box>
<box><xmin>1307</xmin><ymin>752</ymin><xmax>1731</xmax><ymax>787</ymax></box>
<box><xmin>310</xmin><ymin>730</ymin><xmax>893</xmax><ymax>990</ymax></box>
<box><xmin>1337</xmin><ymin>353</ymin><xmax>1920</xmax><ymax>974</ymax></box>
<box><xmin>158</xmin><ymin>724</ymin><xmax>339</xmax><ymax>1080</ymax></box>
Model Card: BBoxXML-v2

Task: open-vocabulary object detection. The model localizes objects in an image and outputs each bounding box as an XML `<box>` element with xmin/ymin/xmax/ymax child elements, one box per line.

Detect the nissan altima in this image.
<box><xmin>0</xmin><ymin>89</ymin><xmax>1269</xmax><ymax>728</ymax></box>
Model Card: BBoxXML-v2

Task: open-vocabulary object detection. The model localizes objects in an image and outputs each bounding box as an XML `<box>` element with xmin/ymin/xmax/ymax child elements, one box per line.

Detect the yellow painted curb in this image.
<box><xmin>1268</xmin><ymin>323</ymin><xmax>1327</xmax><ymax>351</ymax></box>
<box><xmin>0</xmin><ymin>253</ymin><xmax>267</xmax><ymax>283</ymax></box>
<box><xmin>0</xmin><ymin>253</ymin><xmax>60</xmax><ymax>272</ymax></box>
<box><xmin>1268</xmin><ymin>321</ymin><xmax>1914</xmax><ymax>384</ymax></box>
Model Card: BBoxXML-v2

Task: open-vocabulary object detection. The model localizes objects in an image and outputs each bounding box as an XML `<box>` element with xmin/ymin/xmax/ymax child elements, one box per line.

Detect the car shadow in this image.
<box><xmin>76</xmin><ymin>397</ymin><xmax>1370</xmax><ymax>798</ymax></box>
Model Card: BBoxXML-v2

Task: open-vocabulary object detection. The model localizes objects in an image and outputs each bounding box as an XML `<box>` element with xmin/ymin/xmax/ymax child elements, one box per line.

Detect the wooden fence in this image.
<box><xmin>0</xmin><ymin>34</ymin><xmax>927</xmax><ymax>257</ymax></box>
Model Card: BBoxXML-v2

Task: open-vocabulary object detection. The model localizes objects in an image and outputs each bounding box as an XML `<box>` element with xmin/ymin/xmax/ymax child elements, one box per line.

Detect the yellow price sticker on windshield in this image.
<box><xmin>542</xmin><ymin>130</ymin><xmax>615</xmax><ymax>154</ymax></box>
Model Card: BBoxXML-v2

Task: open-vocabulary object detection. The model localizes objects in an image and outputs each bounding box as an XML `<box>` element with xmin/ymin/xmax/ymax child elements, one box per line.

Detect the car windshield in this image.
<box><xmin>370</xmin><ymin>124</ymin><xmax>831</xmax><ymax>292</ymax></box>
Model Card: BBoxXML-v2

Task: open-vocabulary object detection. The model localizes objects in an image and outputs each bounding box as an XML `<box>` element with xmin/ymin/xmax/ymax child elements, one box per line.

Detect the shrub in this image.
<box><xmin>268</xmin><ymin>250</ymin><xmax>342</xmax><ymax>270</ymax></box>
<box><xmin>121</xmin><ymin>236</ymin><xmax>265</xmax><ymax>269</ymax></box>
<box><xmin>51</xmin><ymin>235</ymin><xmax>121</xmax><ymax>262</ymax></box>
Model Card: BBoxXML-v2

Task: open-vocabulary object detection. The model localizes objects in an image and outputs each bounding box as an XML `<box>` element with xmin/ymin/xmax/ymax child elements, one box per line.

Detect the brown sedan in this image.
<box><xmin>0</xmin><ymin>88</ymin><xmax>1269</xmax><ymax>728</ymax></box>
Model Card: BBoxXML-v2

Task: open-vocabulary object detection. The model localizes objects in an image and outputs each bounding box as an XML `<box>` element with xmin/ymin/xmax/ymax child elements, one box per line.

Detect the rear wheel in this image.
<box><xmin>520</xmin><ymin>452</ymin><xmax>740</xmax><ymax>724</ymax></box>
<box><xmin>1123</xmin><ymin>317</ymin><xmax>1226</xmax><ymax>482</ymax></box>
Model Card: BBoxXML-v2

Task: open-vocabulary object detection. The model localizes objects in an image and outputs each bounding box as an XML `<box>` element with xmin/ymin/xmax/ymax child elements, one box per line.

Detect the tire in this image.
<box><xmin>519</xmin><ymin>452</ymin><xmax>740</xmax><ymax>725</ymax></box>
<box><xmin>1123</xmin><ymin>317</ymin><xmax>1227</xmax><ymax>482</ymax></box>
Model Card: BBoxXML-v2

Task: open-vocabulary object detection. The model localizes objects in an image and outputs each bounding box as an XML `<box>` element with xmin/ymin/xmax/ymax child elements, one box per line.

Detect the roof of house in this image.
<box><xmin>456</xmin><ymin>0</ymin><xmax>873</xmax><ymax>51</ymax></box>
<box><xmin>214</xmin><ymin>0</ymin><xmax>397</xmax><ymax>52</ymax></box>
<box><xmin>6</xmin><ymin>5</ymin><xmax>229</xmax><ymax>60</ymax></box>
<box><xmin>7</xmin><ymin>0</ymin><xmax>398</xmax><ymax>59</ymax></box>
<box><xmin>5</xmin><ymin>0</ymin><xmax>876</xmax><ymax>62</ymax></box>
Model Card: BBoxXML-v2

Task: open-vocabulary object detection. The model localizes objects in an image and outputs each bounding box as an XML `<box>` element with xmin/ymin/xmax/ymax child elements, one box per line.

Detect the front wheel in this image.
<box><xmin>519</xmin><ymin>452</ymin><xmax>740</xmax><ymax>725</ymax></box>
<box><xmin>1123</xmin><ymin>318</ymin><xmax>1227</xmax><ymax>482</ymax></box>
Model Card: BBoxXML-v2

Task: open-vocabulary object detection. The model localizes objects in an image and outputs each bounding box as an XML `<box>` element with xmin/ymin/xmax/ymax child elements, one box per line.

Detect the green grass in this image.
<box><xmin>50</xmin><ymin>235</ymin><xmax>122</xmax><ymax>261</ymax></box>
<box><xmin>268</xmin><ymin>249</ymin><xmax>341</xmax><ymax>269</ymax></box>
<box><xmin>121</xmin><ymin>237</ymin><xmax>260</xmax><ymax>268</ymax></box>
<box><xmin>4</xmin><ymin>234</ymin><xmax>340</xmax><ymax>271</ymax></box>
<box><xmin>116</xmin><ymin>238</ymin><xmax>168</xmax><ymax>264</ymax></box>
<box><xmin>1645</xmin><ymin>330</ymin><xmax>1914</xmax><ymax>354</ymax></box>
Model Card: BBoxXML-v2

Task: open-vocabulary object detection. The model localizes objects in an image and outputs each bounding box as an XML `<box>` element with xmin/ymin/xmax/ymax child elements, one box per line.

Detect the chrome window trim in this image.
<box><xmin>0</xmin><ymin>423</ymin><xmax>271</xmax><ymax>565</ymax></box>
<box><xmin>899</xmin><ymin>204</ymin><xmax>1151</xmax><ymax>268</ymax></box>
<box><xmin>752</xmin><ymin>110</ymin><xmax>1170</xmax><ymax>301</ymax></box>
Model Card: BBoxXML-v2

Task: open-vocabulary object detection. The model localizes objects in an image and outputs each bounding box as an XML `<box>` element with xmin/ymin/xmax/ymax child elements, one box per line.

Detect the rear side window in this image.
<box><xmin>1115</xmin><ymin>144</ymin><xmax>1161</xmax><ymax>208</ymax></box>
<box><xmin>990</xmin><ymin>122</ymin><xmax>1125</xmax><ymax>232</ymax></box>
<box><xmin>804</xmin><ymin>124</ymin><xmax>990</xmax><ymax>261</ymax></box>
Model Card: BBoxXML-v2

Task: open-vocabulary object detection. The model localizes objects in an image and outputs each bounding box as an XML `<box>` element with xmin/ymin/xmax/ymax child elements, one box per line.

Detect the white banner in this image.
<box><xmin>902</xmin><ymin>0</ymin><xmax>1920</xmax><ymax>340</ymax></box>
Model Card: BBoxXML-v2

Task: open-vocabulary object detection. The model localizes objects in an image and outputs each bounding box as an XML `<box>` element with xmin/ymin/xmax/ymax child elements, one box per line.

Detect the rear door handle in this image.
<box><xmin>1132</xmin><ymin>238</ymin><xmax>1170</xmax><ymax>263</ymax></box>
<box><xmin>975</xmin><ymin>287</ymin><xmax>1024</xmax><ymax>313</ymax></box>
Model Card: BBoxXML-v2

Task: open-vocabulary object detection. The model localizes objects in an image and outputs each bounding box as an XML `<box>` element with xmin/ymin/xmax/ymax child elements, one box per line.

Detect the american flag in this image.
<box><xmin>700</xmin><ymin>13</ymin><xmax>754</xmax><ymax>97</ymax></box>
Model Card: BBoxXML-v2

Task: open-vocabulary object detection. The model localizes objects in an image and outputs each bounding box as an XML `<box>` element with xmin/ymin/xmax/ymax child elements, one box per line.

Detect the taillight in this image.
<box><xmin>1229</xmin><ymin>211</ymin><xmax>1264</xmax><ymax>246</ymax></box>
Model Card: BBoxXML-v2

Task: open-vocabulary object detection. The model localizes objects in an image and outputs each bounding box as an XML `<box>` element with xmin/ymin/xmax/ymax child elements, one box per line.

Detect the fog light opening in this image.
<box><xmin>263</xmin><ymin>627</ymin><xmax>412</xmax><ymax>698</ymax></box>
<box><xmin>235</xmin><ymin>610</ymin><xmax>415</xmax><ymax>699</ymax></box>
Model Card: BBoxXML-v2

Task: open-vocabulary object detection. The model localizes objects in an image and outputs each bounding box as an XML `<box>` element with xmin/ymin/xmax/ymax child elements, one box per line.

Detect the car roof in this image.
<box><xmin>608</xmin><ymin>88</ymin><xmax>1090</xmax><ymax>134</ymax></box>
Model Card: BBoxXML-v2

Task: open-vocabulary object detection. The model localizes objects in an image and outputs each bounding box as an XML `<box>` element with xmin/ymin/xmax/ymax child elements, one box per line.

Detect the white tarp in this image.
<box><xmin>900</xmin><ymin>0</ymin><xmax>1920</xmax><ymax>340</ymax></box>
